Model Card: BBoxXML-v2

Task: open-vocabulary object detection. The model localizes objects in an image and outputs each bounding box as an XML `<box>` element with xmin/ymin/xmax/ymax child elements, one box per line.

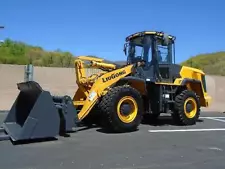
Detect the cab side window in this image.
<box><xmin>157</xmin><ymin>39</ymin><xmax>170</xmax><ymax>64</ymax></box>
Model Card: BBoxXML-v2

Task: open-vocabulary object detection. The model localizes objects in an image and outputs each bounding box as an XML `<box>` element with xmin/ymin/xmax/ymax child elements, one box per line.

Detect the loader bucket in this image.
<box><xmin>1</xmin><ymin>81</ymin><xmax>78</xmax><ymax>142</ymax></box>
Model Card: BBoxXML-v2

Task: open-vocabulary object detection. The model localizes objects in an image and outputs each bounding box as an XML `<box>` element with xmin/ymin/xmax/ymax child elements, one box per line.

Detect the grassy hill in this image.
<box><xmin>181</xmin><ymin>51</ymin><xmax>225</xmax><ymax>76</ymax></box>
<box><xmin>0</xmin><ymin>38</ymin><xmax>128</xmax><ymax>67</ymax></box>
<box><xmin>0</xmin><ymin>39</ymin><xmax>75</xmax><ymax>67</ymax></box>
<box><xmin>0</xmin><ymin>39</ymin><xmax>225</xmax><ymax>75</ymax></box>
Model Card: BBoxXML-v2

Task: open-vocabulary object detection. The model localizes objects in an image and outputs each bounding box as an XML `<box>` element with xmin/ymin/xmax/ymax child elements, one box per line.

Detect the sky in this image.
<box><xmin>1</xmin><ymin>0</ymin><xmax>225</xmax><ymax>63</ymax></box>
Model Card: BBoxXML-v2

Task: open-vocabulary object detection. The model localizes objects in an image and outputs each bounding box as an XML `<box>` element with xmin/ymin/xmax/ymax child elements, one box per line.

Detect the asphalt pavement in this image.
<box><xmin>0</xmin><ymin>111</ymin><xmax>225</xmax><ymax>169</ymax></box>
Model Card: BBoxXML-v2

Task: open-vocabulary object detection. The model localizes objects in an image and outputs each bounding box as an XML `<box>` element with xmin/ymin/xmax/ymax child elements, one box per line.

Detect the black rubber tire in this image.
<box><xmin>172</xmin><ymin>90</ymin><xmax>200</xmax><ymax>125</ymax></box>
<box><xmin>98</xmin><ymin>85</ymin><xmax>144</xmax><ymax>132</ymax></box>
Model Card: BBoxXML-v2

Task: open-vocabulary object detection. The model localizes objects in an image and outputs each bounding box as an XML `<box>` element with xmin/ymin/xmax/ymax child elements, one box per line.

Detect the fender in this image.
<box><xmin>181</xmin><ymin>78</ymin><xmax>202</xmax><ymax>86</ymax></box>
<box><xmin>116</xmin><ymin>76</ymin><xmax>147</xmax><ymax>95</ymax></box>
<box><xmin>179</xmin><ymin>78</ymin><xmax>205</xmax><ymax>105</ymax></box>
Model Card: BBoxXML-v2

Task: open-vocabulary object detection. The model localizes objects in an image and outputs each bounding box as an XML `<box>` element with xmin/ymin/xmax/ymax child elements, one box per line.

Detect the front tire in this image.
<box><xmin>172</xmin><ymin>90</ymin><xmax>200</xmax><ymax>125</ymax></box>
<box><xmin>98</xmin><ymin>85</ymin><xmax>143</xmax><ymax>132</ymax></box>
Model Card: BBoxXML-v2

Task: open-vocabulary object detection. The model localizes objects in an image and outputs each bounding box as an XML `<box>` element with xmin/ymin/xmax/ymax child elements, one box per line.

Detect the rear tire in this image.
<box><xmin>98</xmin><ymin>85</ymin><xmax>143</xmax><ymax>132</ymax></box>
<box><xmin>172</xmin><ymin>90</ymin><xmax>200</xmax><ymax>125</ymax></box>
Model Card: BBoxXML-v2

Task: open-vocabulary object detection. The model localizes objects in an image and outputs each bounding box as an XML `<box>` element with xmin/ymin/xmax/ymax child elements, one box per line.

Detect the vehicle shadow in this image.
<box><xmin>141</xmin><ymin>115</ymin><xmax>204</xmax><ymax>126</ymax></box>
<box><xmin>96</xmin><ymin>115</ymin><xmax>204</xmax><ymax>134</ymax></box>
<box><xmin>96</xmin><ymin>128</ymin><xmax>139</xmax><ymax>134</ymax></box>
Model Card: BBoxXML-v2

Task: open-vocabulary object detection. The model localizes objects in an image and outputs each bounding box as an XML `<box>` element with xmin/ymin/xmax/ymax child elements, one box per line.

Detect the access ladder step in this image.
<box><xmin>166</xmin><ymin>100</ymin><xmax>175</xmax><ymax>104</ymax></box>
<box><xmin>165</xmin><ymin>91</ymin><xmax>176</xmax><ymax>94</ymax></box>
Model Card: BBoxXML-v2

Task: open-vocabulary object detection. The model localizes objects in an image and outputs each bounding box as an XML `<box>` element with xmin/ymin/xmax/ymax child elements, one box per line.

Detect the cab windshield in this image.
<box><xmin>124</xmin><ymin>35</ymin><xmax>174</xmax><ymax>65</ymax></box>
<box><xmin>126</xmin><ymin>36</ymin><xmax>151</xmax><ymax>64</ymax></box>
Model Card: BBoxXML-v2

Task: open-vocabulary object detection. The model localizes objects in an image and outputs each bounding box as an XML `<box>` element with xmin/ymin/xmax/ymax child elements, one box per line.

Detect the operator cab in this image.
<box><xmin>123</xmin><ymin>31</ymin><xmax>180</xmax><ymax>83</ymax></box>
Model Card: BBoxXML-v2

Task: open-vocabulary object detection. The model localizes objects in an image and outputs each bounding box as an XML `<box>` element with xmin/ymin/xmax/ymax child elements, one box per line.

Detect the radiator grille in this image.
<box><xmin>84</xmin><ymin>68</ymin><xmax>107</xmax><ymax>77</ymax></box>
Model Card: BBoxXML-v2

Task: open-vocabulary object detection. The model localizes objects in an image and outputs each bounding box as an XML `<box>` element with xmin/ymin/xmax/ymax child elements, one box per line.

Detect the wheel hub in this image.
<box><xmin>186</xmin><ymin>102</ymin><xmax>193</xmax><ymax>113</ymax></box>
<box><xmin>184</xmin><ymin>97</ymin><xmax>197</xmax><ymax>119</ymax></box>
<box><xmin>117</xmin><ymin>96</ymin><xmax>138</xmax><ymax>123</ymax></box>
<box><xmin>120</xmin><ymin>103</ymin><xmax>132</xmax><ymax>116</ymax></box>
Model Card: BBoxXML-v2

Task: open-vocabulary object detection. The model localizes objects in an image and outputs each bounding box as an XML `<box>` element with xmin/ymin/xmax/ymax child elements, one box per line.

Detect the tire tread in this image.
<box><xmin>98</xmin><ymin>85</ymin><xmax>143</xmax><ymax>132</ymax></box>
<box><xmin>172</xmin><ymin>89</ymin><xmax>200</xmax><ymax>125</ymax></box>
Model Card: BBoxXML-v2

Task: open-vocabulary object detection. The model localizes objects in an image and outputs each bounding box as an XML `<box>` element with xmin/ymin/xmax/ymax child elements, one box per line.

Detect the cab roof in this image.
<box><xmin>125</xmin><ymin>31</ymin><xmax>176</xmax><ymax>42</ymax></box>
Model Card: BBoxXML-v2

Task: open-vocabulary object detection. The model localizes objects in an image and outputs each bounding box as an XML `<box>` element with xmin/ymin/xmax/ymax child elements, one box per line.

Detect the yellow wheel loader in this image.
<box><xmin>73</xmin><ymin>31</ymin><xmax>211</xmax><ymax>131</ymax></box>
<box><xmin>0</xmin><ymin>31</ymin><xmax>212</xmax><ymax>143</ymax></box>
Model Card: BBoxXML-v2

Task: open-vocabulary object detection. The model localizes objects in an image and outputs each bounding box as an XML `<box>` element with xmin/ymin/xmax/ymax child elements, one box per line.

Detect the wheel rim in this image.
<box><xmin>184</xmin><ymin>97</ymin><xmax>197</xmax><ymax>118</ymax></box>
<box><xmin>117</xmin><ymin>96</ymin><xmax>138</xmax><ymax>123</ymax></box>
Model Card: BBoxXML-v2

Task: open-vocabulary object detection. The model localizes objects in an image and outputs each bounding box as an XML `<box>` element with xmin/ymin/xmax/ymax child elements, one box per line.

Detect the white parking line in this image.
<box><xmin>202</xmin><ymin>117</ymin><xmax>225</xmax><ymax>123</ymax></box>
<box><xmin>200</xmin><ymin>117</ymin><xmax>225</xmax><ymax>119</ymax></box>
<box><xmin>148</xmin><ymin>128</ymin><xmax>225</xmax><ymax>133</ymax></box>
<box><xmin>147</xmin><ymin>116</ymin><xmax>225</xmax><ymax>133</ymax></box>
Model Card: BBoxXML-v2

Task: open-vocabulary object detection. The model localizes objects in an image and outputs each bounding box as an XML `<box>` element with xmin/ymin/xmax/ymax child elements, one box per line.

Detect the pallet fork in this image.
<box><xmin>0</xmin><ymin>81</ymin><xmax>79</xmax><ymax>143</ymax></box>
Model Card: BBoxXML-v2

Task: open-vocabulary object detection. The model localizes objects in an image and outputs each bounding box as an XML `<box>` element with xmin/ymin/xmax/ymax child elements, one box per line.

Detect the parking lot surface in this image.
<box><xmin>1</xmin><ymin>111</ymin><xmax>225</xmax><ymax>169</ymax></box>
